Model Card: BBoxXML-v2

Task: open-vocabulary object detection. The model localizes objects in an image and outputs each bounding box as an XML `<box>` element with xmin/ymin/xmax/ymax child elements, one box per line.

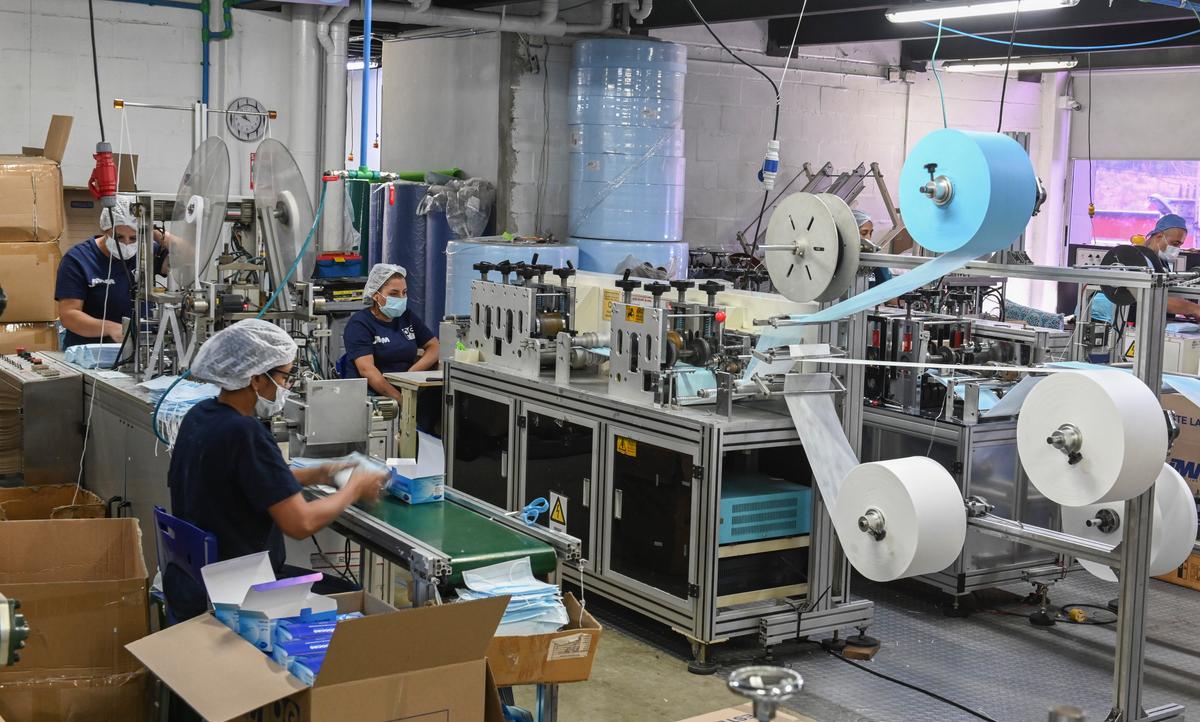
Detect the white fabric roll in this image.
<box><xmin>1017</xmin><ymin>369</ymin><xmax>1166</xmax><ymax>507</ymax></box>
<box><xmin>831</xmin><ymin>457</ymin><xmax>967</xmax><ymax>582</ymax></box>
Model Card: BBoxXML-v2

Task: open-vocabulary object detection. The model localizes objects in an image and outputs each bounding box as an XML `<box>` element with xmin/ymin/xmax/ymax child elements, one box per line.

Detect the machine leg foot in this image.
<box><xmin>941</xmin><ymin>595</ymin><xmax>974</xmax><ymax>618</ymax></box>
<box><xmin>687</xmin><ymin>643</ymin><xmax>719</xmax><ymax>675</ymax></box>
<box><xmin>820</xmin><ymin>630</ymin><xmax>847</xmax><ymax>653</ymax></box>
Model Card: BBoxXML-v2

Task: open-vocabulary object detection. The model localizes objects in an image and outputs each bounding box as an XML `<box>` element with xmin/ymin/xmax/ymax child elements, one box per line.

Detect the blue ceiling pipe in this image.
<box><xmin>360</xmin><ymin>0</ymin><xmax>373</xmax><ymax>171</ymax></box>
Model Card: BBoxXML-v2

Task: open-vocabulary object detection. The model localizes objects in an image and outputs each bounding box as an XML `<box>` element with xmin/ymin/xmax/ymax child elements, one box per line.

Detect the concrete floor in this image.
<box><xmin>512</xmin><ymin>626</ymin><xmax>818</xmax><ymax>722</ymax></box>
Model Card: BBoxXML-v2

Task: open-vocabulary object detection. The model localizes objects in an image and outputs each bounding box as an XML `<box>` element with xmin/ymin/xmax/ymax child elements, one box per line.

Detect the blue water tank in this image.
<box><xmin>568</xmin><ymin>38</ymin><xmax>687</xmax><ymax>246</ymax></box>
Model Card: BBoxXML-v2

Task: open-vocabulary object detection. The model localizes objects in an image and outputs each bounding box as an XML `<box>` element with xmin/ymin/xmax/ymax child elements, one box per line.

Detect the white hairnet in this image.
<box><xmin>364</xmin><ymin>263</ymin><xmax>407</xmax><ymax>299</ymax></box>
<box><xmin>99</xmin><ymin>196</ymin><xmax>137</xmax><ymax>231</ymax></box>
<box><xmin>852</xmin><ymin>209</ymin><xmax>872</xmax><ymax>228</ymax></box>
<box><xmin>189</xmin><ymin>319</ymin><xmax>297</xmax><ymax>390</ymax></box>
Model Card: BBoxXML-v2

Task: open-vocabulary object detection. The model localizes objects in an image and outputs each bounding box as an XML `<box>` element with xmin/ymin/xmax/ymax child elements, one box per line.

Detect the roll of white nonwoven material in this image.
<box><xmin>1061</xmin><ymin>463</ymin><xmax>1199</xmax><ymax>581</ymax></box>
<box><xmin>1016</xmin><ymin>369</ymin><xmax>1166</xmax><ymax>507</ymax></box>
<box><xmin>831</xmin><ymin>456</ymin><xmax>967</xmax><ymax>582</ymax></box>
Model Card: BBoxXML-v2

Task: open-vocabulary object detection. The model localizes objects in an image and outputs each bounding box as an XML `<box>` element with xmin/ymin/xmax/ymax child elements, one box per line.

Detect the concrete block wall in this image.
<box><xmin>506</xmin><ymin>34</ymin><xmax>1044</xmax><ymax>254</ymax></box>
<box><xmin>0</xmin><ymin>0</ymin><xmax>295</xmax><ymax>198</ymax></box>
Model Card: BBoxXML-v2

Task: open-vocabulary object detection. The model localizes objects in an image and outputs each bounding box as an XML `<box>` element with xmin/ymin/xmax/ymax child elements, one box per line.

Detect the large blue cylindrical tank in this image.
<box><xmin>568</xmin><ymin>38</ymin><xmax>687</xmax><ymax>246</ymax></box>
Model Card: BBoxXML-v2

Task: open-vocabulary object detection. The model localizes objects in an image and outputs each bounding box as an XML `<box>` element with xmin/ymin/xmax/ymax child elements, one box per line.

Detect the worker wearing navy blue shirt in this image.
<box><xmin>341</xmin><ymin>263</ymin><xmax>440</xmax><ymax>404</ymax></box>
<box><xmin>166</xmin><ymin>320</ymin><xmax>387</xmax><ymax>620</ymax></box>
<box><xmin>54</xmin><ymin>197</ymin><xmax>170</xmax><ymax>349</ymax></box>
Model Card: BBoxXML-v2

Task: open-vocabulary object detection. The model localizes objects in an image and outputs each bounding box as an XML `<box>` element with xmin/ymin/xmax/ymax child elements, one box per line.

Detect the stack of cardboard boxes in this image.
<box><xmin>0</xmin><ymin>116</ymin><xmax>73</xmax><ymax>355</ymax></box>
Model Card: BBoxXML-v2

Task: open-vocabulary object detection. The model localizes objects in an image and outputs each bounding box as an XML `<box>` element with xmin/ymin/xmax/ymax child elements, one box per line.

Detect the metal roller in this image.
<box><xmin>763</xmin><ymin>192</ymin><xmax>859</xmax><ymax>303</ymax></box>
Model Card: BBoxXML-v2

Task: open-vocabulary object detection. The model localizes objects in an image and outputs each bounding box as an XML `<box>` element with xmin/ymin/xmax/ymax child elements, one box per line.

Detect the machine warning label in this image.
<box><xmin>625</xmin><ymin>306</ymin><xmax>645</xmax><ymax>323</ymax></box>
<box><xmin>549</xmin><ymin>492</ymin><xmax>568</xmax><ymax>533</ymax></box>
<box><xmin>546</xmin><ymin>633</ymin><xmax>593</xmax><ymax>661</ymax></box>
<box><xmin>602</xmin><ymin>289</ymin><xmax>621</xmax><ymax>320</ymax></box>
<box><xmin>616</xmin><ymin>436</ymin><xmax>637</xmax><ymax>457</ymax></box>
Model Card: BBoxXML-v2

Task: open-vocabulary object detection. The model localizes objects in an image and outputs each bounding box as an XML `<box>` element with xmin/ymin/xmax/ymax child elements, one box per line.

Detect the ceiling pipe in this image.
<box><xmin>628</xmin><ymin>0</ymin><xmax>653</xmax><ymax>23</ymax></box>
<box><xmin>372</xmin><ymin>0</ymin><xmax>615</xmax><ymax>36</ymax></box>
<box><xmin>318</xmin><ymin>2</ymin><xmax>356</xmax><ymax>249</ymax></box>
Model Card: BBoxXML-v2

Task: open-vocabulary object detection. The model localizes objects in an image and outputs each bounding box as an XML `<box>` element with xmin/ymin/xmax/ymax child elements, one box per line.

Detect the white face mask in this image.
<box><xmin>1161</xmin><ymin>245</ymin><xmax>1182</xmax><ymax>264</ymax></box>
<box><xmin>254</xmin><ymin>375</ymin><xmax>290</xmax><ymax>419</ymax></box>
<box><xmin>105</xmin><ymin>235</ymin><xmax>138</xmax><ymax>260</ymax></box>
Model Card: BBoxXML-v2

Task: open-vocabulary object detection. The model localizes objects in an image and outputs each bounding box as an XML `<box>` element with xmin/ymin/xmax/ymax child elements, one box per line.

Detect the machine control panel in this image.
<box><xmin>0</xmin><ymin>351</ymin><xmax>79</xmax><ymax>381</ymax></box>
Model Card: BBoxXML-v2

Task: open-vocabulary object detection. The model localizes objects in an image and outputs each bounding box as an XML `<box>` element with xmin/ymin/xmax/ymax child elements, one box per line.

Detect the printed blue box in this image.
<box><xmin>290</xmin><ymin>653</ymin><xmax>326</xmax><ymax>687</ymax></box>
<box><xmin>271</xmin><ymin>635</ymin><xmax>333</xmax><ymax>669</ymax></box>
<box><xmin>387</xmin><ymin>473</ymin><xmax>445</xmax><ymax>505</ymax></box>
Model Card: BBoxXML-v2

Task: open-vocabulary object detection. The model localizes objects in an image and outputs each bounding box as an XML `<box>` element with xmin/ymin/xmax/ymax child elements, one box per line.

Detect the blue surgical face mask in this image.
<box><xmin>379</xmin><ymin>295</ymin><xmax>407</xmax><ymax>318</ymax></box>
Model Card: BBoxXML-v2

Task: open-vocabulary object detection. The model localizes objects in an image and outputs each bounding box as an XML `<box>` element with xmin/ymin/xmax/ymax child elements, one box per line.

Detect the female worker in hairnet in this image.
<box><xmin>340</xmin><ymin>263</ymin><xmax>440</xmax><ymax>404</ymax></box>
<box><xmin>166</xmin><ymin>320</ymin><xmax>389</xmax><ymax>618</ymax></box>
<box><xmin>854</xmin><ymin>209</ymin><xmax>893</xmax><ymax>289</ymax></box>
<box><xmin>54</xmin><ymin>196</ymin><xmax>171</xmax><ymax>349</ymax></box>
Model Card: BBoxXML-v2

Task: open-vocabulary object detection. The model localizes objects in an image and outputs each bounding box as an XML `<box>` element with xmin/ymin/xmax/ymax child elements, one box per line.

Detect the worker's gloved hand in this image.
<box><xmin>347</xmin><ymin>465</ymin><xmax>388</xmax><ymax>504</ymax></box>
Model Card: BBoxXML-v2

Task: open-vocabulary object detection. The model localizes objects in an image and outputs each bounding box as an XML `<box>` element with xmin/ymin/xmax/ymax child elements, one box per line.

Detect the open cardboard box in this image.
<box><xmin>1</xmin><ymin>115</ymin><xmax>71</xmax><ymax>243</ymax></box>
<box><xmin>0</xmin><ymin>517</ymin><xmax>149</xmax><ymax>721</ymax></box>
<box><xmin>486</xmin><ymin>592</ymin><xmax>602</xmax><ymax>686</ymax></box>
<box><xmin>0</xmin><ymin>323</ymin><xmax>58</xmax><ymax>355</ymax></box>
<box><xmin>0</xmin><ymin>242</ymin><xmax>62</xmax><ymax>322</ymax></box>
<box><xmin>128</xmin><ymin>591</ymin><xmax>510</xmax><ymax>721</ymax></box>
<box><xmin>0</xmin><ymin>483</ymin><xmax>105</xmax><ymax>520</ymax></box>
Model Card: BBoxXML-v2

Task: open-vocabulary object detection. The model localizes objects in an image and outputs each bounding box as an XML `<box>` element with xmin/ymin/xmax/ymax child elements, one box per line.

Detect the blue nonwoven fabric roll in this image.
<box><xmin>379</xmin><ymin>182</ymin><xmax>431</xmax><ymax>321</ymax></box>
<box><xmin>569</xmin><ymin>208</ymin><xmax>684</xmax><ymax>242</ymax></box>
<box><xmin>572</xmin><ymin>238</ymin><xmax>689</xmax><ymax>280</ymax></box>
<box><xmin>746</xmin><ymin>130</ymin><xmax>1037</xmax><ymax>378</ymax></box>
<box><xmin>569</xmin><ymin>180</ymin><xmax>685</xmax><ymax>215</ymax></box>
<box><xmin>569</xmin><ymin>94</ymin><xmax>684</xmax><ymax>128</ymax></box>
<box><xmin>425</xmin><ymin>209</ymin><xmax>454</xmax><ymax>323</ymax></box>
<box><xmin>444</xmin><ymin>239</ymin><xmax>579</xmax><ymax>316</ymax></box>
<box><xmin>569</xmin><ymin>153</ymin><xmax>687</xmax><ymax>185</ymax></box>
<box><xmin>568</xmin><ymin>125</ymin><xmax>685</xmax><ymax>157</ymax></box>
<box><xmin>571</xmin><ymin>66</ymin><xmax>686</xmax><ymax>101</ymax></box>
<box><xmin>572</xmin><ymin>38</ymin><xmax>687</xmax><ymax>73</ymax></box>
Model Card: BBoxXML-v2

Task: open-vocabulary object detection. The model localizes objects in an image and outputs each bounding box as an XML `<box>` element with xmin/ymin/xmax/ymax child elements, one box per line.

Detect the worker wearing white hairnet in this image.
<box><xmin>165</xmin><ymin>319</ymin><xmax>388</xmax><ymax>619</ymax></box>
<box><xmin>54</xmin><ymin>195</ymin><xmax>172</xmax><ymax>349</ymax></box>
<box><xmin>853</xmin><ymin>208</ymin><xmax>894</xmax><ymax>289</ymax></box>
<box><xmin>339</xmin><ymin>264</ymin><xmax>440</xmax><ymax>407</ymax></box>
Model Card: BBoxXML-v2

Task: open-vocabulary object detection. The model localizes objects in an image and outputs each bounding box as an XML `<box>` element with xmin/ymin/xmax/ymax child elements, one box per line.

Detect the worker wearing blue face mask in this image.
<box><xmin>1090</xmin><ymin>213</ymin><xmax>1200</xmax><ymax>322</ymax></box>
<box><xmin>340</xmin><ymin>264</ymin><xmax>440</xmax><ymax>404</ymax></box>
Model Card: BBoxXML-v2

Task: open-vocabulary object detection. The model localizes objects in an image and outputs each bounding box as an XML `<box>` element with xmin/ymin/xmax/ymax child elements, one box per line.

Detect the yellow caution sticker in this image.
<box><xmin>602</xmin><ymin>289</ymin><xmax>621</xmax><ymax>321</ymax></box>
<box><xmin>624</xmin><ymin>305</ymin><xmax>644</xmax><ymax>324</ymax></box>
<box><xmin>549</xmin><ymin>492</ymin><xmax>567</xmax><ymax>532</ymax></box>
<box><xmin>616</xmin><ymin>436</ymin><xmax>637</xmax><ymax>457</ymax></box>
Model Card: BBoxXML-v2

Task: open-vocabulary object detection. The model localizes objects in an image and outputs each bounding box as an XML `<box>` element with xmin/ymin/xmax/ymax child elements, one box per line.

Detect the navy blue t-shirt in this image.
<box><xmin>168</xmin><ymin>398</ymin><xmax>302</xmax><ymax>572</ymax></box>
<box><xmin>342</xmin><ymin>307</ymin><xmax>434</xmax><ymax>375</ymax></box>
<box><xmin>54</xmin><ymin>238</ymin><xmax>168</xmax><ymax>348</ymax></box>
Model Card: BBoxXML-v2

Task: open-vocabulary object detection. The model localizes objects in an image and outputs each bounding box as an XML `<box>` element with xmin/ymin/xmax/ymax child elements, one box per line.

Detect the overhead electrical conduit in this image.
<box><xmin>316</xmin><ymin>3</ymin><xmax>355</xmax><ymax>250</ymax></box>
<box><xmin>371</xmin><ymin>0</ymin><xmax>617</xmax><ymax>37</ymax></box>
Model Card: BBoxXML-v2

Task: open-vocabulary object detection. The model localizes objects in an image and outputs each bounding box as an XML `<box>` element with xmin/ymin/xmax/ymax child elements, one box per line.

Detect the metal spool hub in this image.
<box><xmin>763</xmin><ymin>192</ymin><xmax>860</xmax><ymax>303</ymax></box>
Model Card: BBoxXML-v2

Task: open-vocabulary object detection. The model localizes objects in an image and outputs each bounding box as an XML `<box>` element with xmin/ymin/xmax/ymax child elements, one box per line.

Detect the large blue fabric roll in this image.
<box><xmin>425</xmin><ymin>209</ymin><xmax>453</xmax><ymax>323</ymax></box>
<box><xmin>572</xmin><ymin>238</ymin><xmax>689</xmax><ymax>280</ymax></box>
<box><xmin>445</xmin><ymin>239</ymin><xmax>579</xmax><ymax>316</ymax></box>
<box><xmin>374</xmin><ymin>182</ymin><xmax>430</xmax><ymax>321</ymax></box>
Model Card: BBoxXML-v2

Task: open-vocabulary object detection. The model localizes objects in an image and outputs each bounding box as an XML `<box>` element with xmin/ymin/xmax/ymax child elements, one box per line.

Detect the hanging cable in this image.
<box><xmin>682</xmin><ymin>0</ymin><xmax>779</xmax><ymax>136</ymax></box>
<box><xmin>87</xmin><ymin>0</ymin><xmax>105</xmax><ymax>142</ymax></box>
<box><xmin>777</xmin><ymin>0</ymin><xmax>811</xmax><ymax>94</ymax></box>
<box><xmin>1086</xmin><ymin>52</ymin><xmax>1096</xmax><ymax>238</ymax></box>
<box><xmin>931</xmin><ymin>19</ymin><xmax>948</xmax><ymax>129</ymax></box>
<box><xmin>995</xmin><ymin>4</ymin><xmax>1022</xmax><ymax>133</ymax></box>
<box><xmin>824</xmin><ymin>649</ymin><xmax>1000</xmax><ymax>722</ymax></box>
<box><xmin>920</xmin><ymin>21</ymin><xmax>1200</xmax><ymax>51</ymax></box>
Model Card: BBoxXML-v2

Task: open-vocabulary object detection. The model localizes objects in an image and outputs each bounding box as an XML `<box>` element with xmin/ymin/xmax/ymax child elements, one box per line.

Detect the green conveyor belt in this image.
<box><xmin>362</xmin><ymin>497</ymin><xmax>557</xmax><ymax>586</ymax></box>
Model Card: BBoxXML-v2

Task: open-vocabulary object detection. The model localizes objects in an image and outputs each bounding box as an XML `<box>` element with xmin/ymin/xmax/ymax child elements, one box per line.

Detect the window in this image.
<box><xmin>1068</xmin><ymin>159</ymin><xmax>1199</xmax><ymax>248</ymax></box>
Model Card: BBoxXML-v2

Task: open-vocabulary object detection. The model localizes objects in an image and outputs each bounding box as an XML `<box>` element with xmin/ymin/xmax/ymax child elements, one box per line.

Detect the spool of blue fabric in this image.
<box><xmin>425</xmin><ymin>209</ymin><xmax>454</xmax><ymax>323</ymax></box>
<box><xmin>568</xmin><ymin>125</ymin><xmax>684</xmax><ymax>157</ymax></box>
<box><xmin>572</xmin><ymin>238</ymin><xmax>689</xmax><ymax>280</ymax></box>
<box><xmin>569</xmin><ymin>153</ymin><xmax>686</xmax><ymax>185</ymax></box>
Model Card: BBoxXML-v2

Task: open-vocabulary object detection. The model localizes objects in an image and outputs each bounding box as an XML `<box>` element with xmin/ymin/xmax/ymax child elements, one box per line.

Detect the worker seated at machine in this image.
<box><xmin>339</xmin><ymin>263</ymin><xmax>441</xmax><ymax>429</ymax></box>
<box><xmin>1089</xmin><ymin>213</ymin><xmax>1200</xmax><ymax>324</ymax></box>
<box><xmin>166</xmin><ymin>320</ymin><xmax>389</xmax><ymax>621</ymax></box>
<box><xmin>54</xmin><ymin>197</ymin><xmax>171</xmax><ymax>349</ymax></box>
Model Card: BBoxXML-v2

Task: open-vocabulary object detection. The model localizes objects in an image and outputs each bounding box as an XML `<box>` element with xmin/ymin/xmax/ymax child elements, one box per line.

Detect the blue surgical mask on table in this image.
<box><xmin>255</xmin><ymin>375</ymin><xmax>290</xmax><ymax>419</ymax></box>
<box><xmin>378</xmin><ymin>295</ymin><xmax>407</xmax><ymax>319</ymax></box>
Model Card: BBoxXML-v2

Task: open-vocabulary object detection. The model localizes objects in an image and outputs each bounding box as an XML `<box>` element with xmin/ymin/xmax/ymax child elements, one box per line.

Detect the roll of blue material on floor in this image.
<box><xmin>379</xmin><ymin>182</ymin><xmax>430</xmax><ymax>321</ymax></box>
<box><xmin>570</xmin><ymin>209</ymin><xmax>684</xmax><ymax>243</ymax></box>
<box><xmin>425</xmin><ymin>209</ymin><xmax>454</xmax><ymax>323</ymax></box>
<box><xmin>569</xmin><ymin>94</ymin><xmax>684</xmax><ymax>129</ymax></box>
<box><xmin>572</xmin><ymin>238</ymin><xmax>689</xmax><ymax>280</ymax></box>
<box><xmin>569</xmin><ymin>153</ymin><xmax>687</xmax><ymax>185</ymax></box>
<box><xmin>747</xmin><ymin>129</ymin><xmax>1038</xmax><ymax>377</ymax></box>
<box><xmin>444</xmin><ymin>239</ymin><xmax>579</xmax><ymax>316</ymax></box>
<box><xmin>573</xmin><ymin>38</ymin><xmax>687</xmax><ymax>73</ymax></box>
<box><xmin>568</xmin><ymin>125</ymin><xmax>685</xmax><ymax>157</ymax></box>
<box><xmin>571</xmin><ymin>66</ymin><xmax>686</xmax><ymax>101</ymax></box>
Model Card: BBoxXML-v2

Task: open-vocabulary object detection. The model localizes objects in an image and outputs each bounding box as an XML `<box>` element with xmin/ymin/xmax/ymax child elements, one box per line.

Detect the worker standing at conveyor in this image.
<box><xmin>54</xmin><ymin>197</ymin><xmax>171</xmax><ymax>349</ymax></box>
<box><xmin>166</xmin><ymin>320</ymin><xmax>388</xmax><ymax>619</ymax></box>
<box><xmin>340</xmin><ymin>263</ymin><xmax>442</xmax><ymax>430</ymax></box>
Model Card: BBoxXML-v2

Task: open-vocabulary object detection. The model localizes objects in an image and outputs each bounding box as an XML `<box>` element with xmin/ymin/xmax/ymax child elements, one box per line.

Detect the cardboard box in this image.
<box><xmin>0</xmin><ymin>323</ymin><xmax>58</xmax><ymax>355</ymax></box>
<box><xmin>128</xmin><ymin>592</ymin><xmax>509</xmax><ymax>722</ymax></box>
<box><xmin>486</xmin><ymin>593</ymin><xmax>601</xmax><ymax>686</ymax></box>
<box><xmin>61</xmin><ymin>187</ymin><xmax>100</xmax><ymax>252</ymax></box>
<box><xmin>1157</xmin><ymin>550</ymin><xmax>1200</xmax><ymax>592</ymax></box>
<box><xmin>1162</xmin><ymin>393</ymin><xmax>1200</xmax><ymax>499</ymax></box>
<box><xmin>0</xmin><ymin>517</ymin><xmax>149</xmax><ymax>721</ymax></box>
<box><xmin>0</xmin><ymin>115</ymin><xmax>72</xmax><ymax>243</ymax></box>
<box><xmin>676</xmin><ymin>703</ymin><xmax>806</xmax><ymax>722</ymax></box>
<box><xmin>0</xmin><ymin>242</ymin><xmax>62</xmax><ymax>322</ymax></box>
<box><xmin>0</xmin><ymin>484</ymin><xmax>105</xmax><ymax>521</ymax></box>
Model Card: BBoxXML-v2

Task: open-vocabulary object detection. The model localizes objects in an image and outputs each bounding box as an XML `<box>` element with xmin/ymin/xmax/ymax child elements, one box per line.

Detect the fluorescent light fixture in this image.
<box><xmin>346</xmin><ymin>60</ymin><xmax>380</xmax><ymax>71</ymax></box>
<box><xmin>941</xmin><ymin>55</ymin><xmax>1078</xmax><ymax>72</ymax></box>
<box><xmin>886</xmin><ymin>0</ymin><xmax>1078</xmax><ymax>23</ymax></box>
